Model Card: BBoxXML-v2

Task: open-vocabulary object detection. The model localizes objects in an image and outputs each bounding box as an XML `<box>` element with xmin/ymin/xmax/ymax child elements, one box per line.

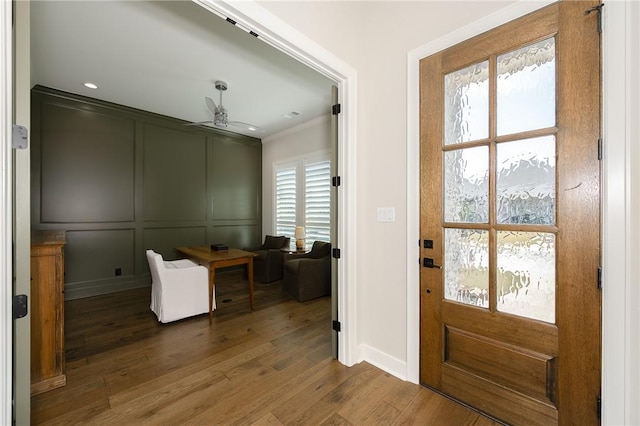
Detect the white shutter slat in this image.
<box><xmin>304</xmin><ymin>160</ymin><xmax>331</xmax><ymax>249</ymax></box>
<box><xmin>275</xmin><ymin>165</ymin><xmax>297</xmax><ymax>240</ymax></box>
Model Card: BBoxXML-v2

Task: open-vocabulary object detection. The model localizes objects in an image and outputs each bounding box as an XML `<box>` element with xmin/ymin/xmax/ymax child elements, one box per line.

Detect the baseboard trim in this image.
<box><xmin>63</xmin><ymin>268</ymin><xmax>246</xmax><ymax>300</ymax></box>
<box><xmin>64</xmin><ymin>276</ymin><xmax>150</xmax><ymax>300</ymax></box>
<box><xmin>358</xmin><ymin>344</ymin><xmax>408</xmax><ymax>381</ymax></box>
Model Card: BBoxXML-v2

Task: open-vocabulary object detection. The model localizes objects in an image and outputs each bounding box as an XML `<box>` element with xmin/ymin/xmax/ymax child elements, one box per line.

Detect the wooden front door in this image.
<box><xmin>419</xmin><ymin>2</ymin><xmax>601</xmax><ymax>425</ymax></box>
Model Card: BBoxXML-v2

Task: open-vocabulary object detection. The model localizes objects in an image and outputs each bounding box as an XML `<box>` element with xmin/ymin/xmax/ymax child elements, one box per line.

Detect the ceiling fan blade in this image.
<box><xmin>205</xmin><ymin>96</ymin><xmax>218</xmax><ymax>114</ymax></box>
<box><xmin>229</xmin><ymin>121</ymin><xmax>265</xmax><ymax>134</ymax></box>
<box><xmin>184</xmin><ymin>120</ymin><xmax>215</xmax><ymax>126</ymax></box>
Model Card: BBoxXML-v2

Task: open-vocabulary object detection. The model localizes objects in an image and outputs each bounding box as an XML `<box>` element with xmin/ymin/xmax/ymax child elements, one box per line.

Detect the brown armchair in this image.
<box><xmin>244</xmin><ymin>235</ymin><xmax>290</xmax><ymax>283</ymax></box>
<box><xmin>283</xmin><ymin>241</ymin><xmax>332</xmax><ymax>301</ymax></box>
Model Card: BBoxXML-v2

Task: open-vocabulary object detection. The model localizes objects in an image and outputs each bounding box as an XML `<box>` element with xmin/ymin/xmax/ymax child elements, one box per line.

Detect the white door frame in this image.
<box><xmin>0</xmin><ymin>0</ymin><xmax>13</xmax><ymax>423</ymax></box>
<box><xmin>407</xmin><ymin>1</ymin><xmax>639</xmax><ymax>424</ymax></box>
<box><xmin>193</xmin><ymin>0</ymin><xmax>359</xmax><ymax>366</ymax></box>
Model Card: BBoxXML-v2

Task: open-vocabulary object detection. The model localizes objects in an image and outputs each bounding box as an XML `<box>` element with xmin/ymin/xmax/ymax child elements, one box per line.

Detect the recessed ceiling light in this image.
<box><xmin>83</xmin><ymin>82</ymin><xmax>98</xmax><ymax>89</ymax></box>
<box><xmin>247</xmin><ymin>126</ymin><xmax>256</xmax><ymax>131</ymax></box>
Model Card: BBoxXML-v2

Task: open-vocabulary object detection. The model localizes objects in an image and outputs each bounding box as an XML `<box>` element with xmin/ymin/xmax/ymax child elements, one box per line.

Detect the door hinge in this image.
<box><xmin>598</xmin><ymin>138</ymin><xmax>603</xmax><ymax>161</ymax></box>
<box><xmin>332</xmin><ymin>248</ymin><xmax>341</xmax><ymax>259</ymax></box>
<box><xmin>332</xmin><ymin>103</ymin><xmax>341</xmax><ymax>115</ymax></box>
<box><xmin>12</xmin><ymin>124</ymin><xmax>28</xmax><ymax>149</ymax></box>
<box><xmin>13</xmin><ymin>294</ymin><xmax>28</xmax><ymax>319</ymax></box>
<box><xmin>597</xmin><ymin>267</ymin><xmax>602</xmax><ymax>290</ymax></box>
<box><xmin>597</xmin><ymin>395</ymin><xmax>602</xmax><ymax>419</ymax></box>
<box><xmin>332</xmin><ymin>320</ymin><xmax>341</xmax><ymax>332</ymax></box>
<box><xmin>332</xmin><ymin>176</ymin><xmax>341</xmax><ymax>187</ymax></box>
<box><xmin>585</xmin><ymin>3</ymin><xmax>604</xmax><ymax>33</ymax></box>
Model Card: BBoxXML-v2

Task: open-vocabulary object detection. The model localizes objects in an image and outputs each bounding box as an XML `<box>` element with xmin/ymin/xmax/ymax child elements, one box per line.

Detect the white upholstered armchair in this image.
<box><xmin>146</xmin><ymin>249</ymin><xmax>212</xmax><ymax>323</ymax></box>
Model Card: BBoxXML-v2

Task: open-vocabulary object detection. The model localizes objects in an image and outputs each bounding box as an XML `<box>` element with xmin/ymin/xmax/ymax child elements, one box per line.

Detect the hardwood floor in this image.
<box><xmin>32</xmin><ymin>271</ymin><xmax>500</xmax><ymax>425</ymax></box>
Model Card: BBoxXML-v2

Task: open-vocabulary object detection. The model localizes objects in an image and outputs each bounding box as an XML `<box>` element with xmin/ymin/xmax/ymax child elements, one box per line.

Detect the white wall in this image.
<box><xmin>262</xmin><ymin>115</ymin><xmax>331</xmax><ymax>237</ymax></box>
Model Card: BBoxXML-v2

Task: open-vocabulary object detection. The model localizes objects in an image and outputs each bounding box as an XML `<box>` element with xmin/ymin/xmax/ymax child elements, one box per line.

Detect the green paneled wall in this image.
<box><xmin>31</xmin><ymin>86</ymin><xmax>262</xmax><ymax>300</ymax></box>
<box><xmin>40</xmin><ymin>102</ymin><xmax>136</xmax><ymax>223</ymax></box>
<box><xmin>142</xmin><ymin>124</ymin><xmax>208</xmax><ymax>222</ymax></box>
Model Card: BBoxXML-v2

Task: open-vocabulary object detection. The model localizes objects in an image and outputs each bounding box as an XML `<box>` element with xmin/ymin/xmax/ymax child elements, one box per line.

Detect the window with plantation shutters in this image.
<box><xmin>304</xmin><ymin>159</ymin><xmax>331</xmax><ymax>250</ymax></box>
<box><xmin>275</xmin><ymin>165</ymin><xmax>296</xmax><ymax>239</ymax></box>
<box><xmin>273</xmin><ymin>152</ymin><xmax>331</xmax><ymax>250</ymax></box>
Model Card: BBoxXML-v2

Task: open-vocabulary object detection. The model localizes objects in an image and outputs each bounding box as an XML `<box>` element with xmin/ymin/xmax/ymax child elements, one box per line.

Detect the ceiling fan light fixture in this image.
<box><xmin>189</xmin><ymin>80</ymin><xmax>261</xmax><ymax>134</ymax></box>
<box><xmin>214</xmin><ymin>115</ymin><xmax>228</xmax><ymax>128</ymax></box>
<box><xmin>214</xmin><ymin>106</ymin><xmax>228</xmax><ymax>127</ymax></box>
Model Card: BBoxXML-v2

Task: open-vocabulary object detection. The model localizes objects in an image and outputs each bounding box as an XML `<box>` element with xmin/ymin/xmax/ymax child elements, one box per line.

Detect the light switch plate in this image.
<box><xmin>377</xmin><ymin>207</ymin><xmax>395</xmax><ymax>222</ymax></box>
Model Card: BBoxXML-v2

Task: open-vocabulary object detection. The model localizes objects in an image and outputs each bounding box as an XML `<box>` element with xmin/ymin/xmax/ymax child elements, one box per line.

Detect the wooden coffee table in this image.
<box><xmin>175</xmin><ymin>246</ymin><xmax>258</xmax><ymax>324</ymax></box>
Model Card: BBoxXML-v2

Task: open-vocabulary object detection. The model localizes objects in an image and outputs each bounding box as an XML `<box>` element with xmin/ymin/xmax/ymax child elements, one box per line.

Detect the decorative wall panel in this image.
<box><xmin>143</xmin><ymin>227</ymin><xmax>207</xmax><ymax>260</ymax></box>
<box><xmin>209</xmin><ymin>224</ymin><xmax>259</xmax><ymax>251</ymax></box>
<box><xmin>65</xmin><ymin>229</ymin><xmax>134</xmax><ymax>283</ymax></box>
<box><xmin>143</xmin><ymin>124</ymin><xmax>207</xmax><ymax>222</ymax></box>
<box><xmin>39</xmin><ymin>102</ymin><xmax>135</xmax><ymax>223</ymax></box>
<box><xmin>212</xmin><ymin>137</ymin><xmax>261</xmax><ymax>220</ymax></box>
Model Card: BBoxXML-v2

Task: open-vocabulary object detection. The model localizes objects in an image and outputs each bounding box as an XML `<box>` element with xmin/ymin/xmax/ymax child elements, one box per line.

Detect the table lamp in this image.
<box><xmin>295</xmin><ymin>226</ymin><xmax>305</xmax><ymax>251</ymax></box>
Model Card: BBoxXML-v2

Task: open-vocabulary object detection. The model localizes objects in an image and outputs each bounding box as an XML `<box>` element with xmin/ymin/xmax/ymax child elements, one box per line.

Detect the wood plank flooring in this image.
<box><xmin>31</xmin><ymin>271</ymin><xmax>500</xmax><ymax>425</ymax></box>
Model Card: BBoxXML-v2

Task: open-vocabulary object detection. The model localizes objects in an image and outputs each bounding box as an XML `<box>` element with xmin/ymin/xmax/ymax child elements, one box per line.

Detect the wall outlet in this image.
<box><xmin>115</xmin><ymin>268</ymin><xmax>122</xmax><ymax>276</ymax></box>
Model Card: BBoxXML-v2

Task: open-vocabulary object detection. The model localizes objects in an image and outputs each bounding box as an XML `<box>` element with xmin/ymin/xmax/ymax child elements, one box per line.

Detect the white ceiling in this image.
<box><xmin>30</xmin><ymin>1</ymin><xmax>335</xmax><ymax>139</ymax></box>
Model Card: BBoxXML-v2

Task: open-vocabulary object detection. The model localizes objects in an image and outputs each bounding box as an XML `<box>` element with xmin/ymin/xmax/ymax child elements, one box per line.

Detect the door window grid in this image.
<box><xmin>442</xmin><ymin>37</ymin><xmax>557</xmax><ymax>323</ymax></box>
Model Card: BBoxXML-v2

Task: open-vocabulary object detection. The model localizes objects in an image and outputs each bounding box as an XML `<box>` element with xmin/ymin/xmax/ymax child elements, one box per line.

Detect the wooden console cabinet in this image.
<box><xmin>30</xmin><ymin>230</ymin><xmax>66</xmax><ymax>395</ymax></box>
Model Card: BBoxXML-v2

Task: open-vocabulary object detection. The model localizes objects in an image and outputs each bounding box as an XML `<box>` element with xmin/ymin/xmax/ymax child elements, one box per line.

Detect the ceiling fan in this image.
<box><xmin>186</xmin><ymin>80</ymin><xmax>265</xmax><ymax>134</ymax></box>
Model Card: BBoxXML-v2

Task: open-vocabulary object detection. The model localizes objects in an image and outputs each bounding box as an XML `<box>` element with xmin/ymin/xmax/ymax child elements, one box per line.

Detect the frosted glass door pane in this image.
<box><xmin>496</xmin><ymin>136</ymin><xmax>556</xmax><ymax>225</ymax></box>
<box><xmin>497</xmin><ymin>231</ymin><xmax>555</xmax><ymax>323</ymax></box>
<box><xmin>444</xmin><ymin>146</ymin><xmax>488</xmax><ymax>223</ymax></box>
<box><xmin>444</xmin><ymin>61</ymin><xmax>489</xmax><ymax>145</ymax></box>
<box><xmin>444</xmin><ymin>229</ymin><xmax>489</xmax><ymax>308</ymax></box>
<box><xmin>497</xmin><ymin>38</ymin><xmax>555</xmax><ymax>136</ymax></box>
